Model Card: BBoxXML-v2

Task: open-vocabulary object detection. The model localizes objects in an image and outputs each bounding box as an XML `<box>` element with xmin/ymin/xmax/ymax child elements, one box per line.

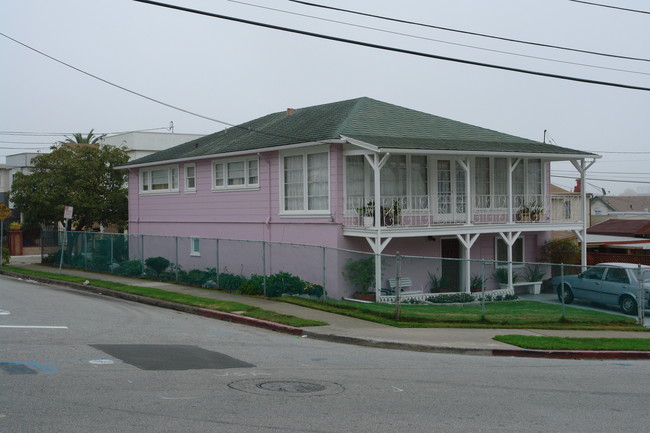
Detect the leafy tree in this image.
<box><xmin>10</xmin><ymin>143</ymin><xmax>129</xmax><ymax>230</ymax></box>
<box><xmin>58</xmin><ymin>129</ymin><xmax>105</xmax><ymax>145</ymax></box>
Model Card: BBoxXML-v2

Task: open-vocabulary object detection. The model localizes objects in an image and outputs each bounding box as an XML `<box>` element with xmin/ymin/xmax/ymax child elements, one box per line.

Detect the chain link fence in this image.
<box><xmin>38</xmin><ymin>230</ymin><xmax>649</xmax><ymax>324</ymax></box>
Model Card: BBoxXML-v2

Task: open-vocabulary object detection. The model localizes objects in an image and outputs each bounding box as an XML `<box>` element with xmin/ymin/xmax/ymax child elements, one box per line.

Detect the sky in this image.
<box><xmin>1</xmin><ymin>0</ymin><xmax>649</xmax><ymax>195</ymax></box>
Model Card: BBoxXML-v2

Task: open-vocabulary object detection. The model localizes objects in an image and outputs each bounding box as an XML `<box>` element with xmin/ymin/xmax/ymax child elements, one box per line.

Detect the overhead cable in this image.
<box><xmin>130</xmin><ymin>0</ymin><xmax>650</xmax><ymax>92</ymax></box>
<box><xmin>228</xmin><ymin>0</ymin><xmax>648</xmax><ymax>75</ymax></box>
<box><xmin>290</xmin><ymin>0</ymin><xmax>650</xmax><ymax>62</ymax></box>
<box><xmin>568</xmin><ymin>0</ymin><xmax>650</xmax><ymax>15</ymax></box>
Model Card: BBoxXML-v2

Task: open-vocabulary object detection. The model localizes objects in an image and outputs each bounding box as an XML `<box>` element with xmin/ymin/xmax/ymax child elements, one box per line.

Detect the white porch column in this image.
<box><xmin>456</xmin><ymin>233</ymin><xmax>479</xmax><ymax>292</ymax></box>
<box><xmin>456</xmin><ymin>158</ymin><xmax>471</xmax><ymax>225</ymax></box>
<box><xmin>571</xmin><ymin>158</ymin><xmax>596</xmax><ymax>270</ymax></box>
<box><xmin>499</xmin><ymin>231</ymin><xmax>521</xmax><ymax>288</ymax></box>
<box><xmin>364</xmin><ymin>153</ymin><xmax>391</xmax><ymax>300</ymax></box>
<box><xmin>508</xmin><ymin>158</ymin><xmax>521</xmax><ymax>223</ymax></box>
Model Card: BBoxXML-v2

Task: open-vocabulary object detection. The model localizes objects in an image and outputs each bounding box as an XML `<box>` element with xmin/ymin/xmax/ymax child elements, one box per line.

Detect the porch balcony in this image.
<box><xmin>343</xmin><ymin>194</ymin><xmax>583</xmax><ymax>228</ymax></box>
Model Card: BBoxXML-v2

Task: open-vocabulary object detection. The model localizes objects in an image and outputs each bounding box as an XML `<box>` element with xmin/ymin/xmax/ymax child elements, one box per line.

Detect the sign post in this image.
<box><xmin>59</xmin><ymin>206</ymin><xmax>73</xmax><ymax>274</ymax></box>
<box><xmin>0</xmin><ymin>203</ymin><xmax>12</xmax><ymax>266</ymax></box>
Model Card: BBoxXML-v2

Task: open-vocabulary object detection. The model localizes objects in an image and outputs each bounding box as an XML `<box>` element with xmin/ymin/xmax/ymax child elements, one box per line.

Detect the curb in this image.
<box><xmin>492</xmin><ymin>349</ymin><xmax>650</xmax><ymax>360</ymax></box>
<box><xmin>0</xmin><ymin>270</ymin><xmax>304</xmax><ymax>337</ymax></box>
<box><xmin>304</xmin><ymin>331</ymin><xmax>495</xmax><ymax>356</ymax></box>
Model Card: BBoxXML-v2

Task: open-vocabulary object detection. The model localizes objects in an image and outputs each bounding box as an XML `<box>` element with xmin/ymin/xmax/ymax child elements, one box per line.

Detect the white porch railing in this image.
<box><xmin>344</xmin><ymin>194</ymin><xmax>582</xmax><ymax>228</ymax></box>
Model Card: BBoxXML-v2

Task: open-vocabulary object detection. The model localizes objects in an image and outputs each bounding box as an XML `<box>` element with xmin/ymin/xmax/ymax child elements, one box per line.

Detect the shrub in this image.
<box><xmin>428</xmin><ymin>272</ymin><xmax>450</xmax><ymax>292</ymax></box>
<box><xmin>202</xmin><ymin>280</ymin><xmax>218</xmax><ymax>289</ymax></box>
<box><xmin>238</xmin><ymin>280</ymin><xmax>262</xmax><ymax>296</ymax></box>
<box><xmin>186</xmin><ymin>269</ymin><xmax>210</xmax><ymax>286</ymax></box>
<box><xmin>428</xmin><ymin>293</ymin><xmax>476</xmax><ymax>304</ymax></box>
<box><xmin>266</xmin><ymin>272</ymin><xmax>305</xmax><ymax>297</ymax></box>
<box><xmin>145</xmin><ymin>256</ymin><xmax>170</xmax><ymax>276</ymax></box>
<box><xmin>118</xmin><ymin>260</ymin><xmax>143</xmax><ymax>276</ymax></box>
<box><xmin>343</xmin><ymin>257</ymin><xmax>375</xmax><ymax>293</ymax></box>
<box><xmin>1</xmin><ymin>247</ymin><xmax>9</xmax><ymax>265</ymax></box>
<box><xmin>218</xmin><ymin>273</ymin><xmax>247</xmax><ymax>291</ymax></box>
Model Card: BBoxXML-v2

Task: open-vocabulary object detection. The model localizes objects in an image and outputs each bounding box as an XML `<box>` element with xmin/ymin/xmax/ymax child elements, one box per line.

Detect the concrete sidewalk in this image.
<box><xmin>3</xmin><ymin>259</ymin><xmax>650</xmax><ymax>360</ymax></box>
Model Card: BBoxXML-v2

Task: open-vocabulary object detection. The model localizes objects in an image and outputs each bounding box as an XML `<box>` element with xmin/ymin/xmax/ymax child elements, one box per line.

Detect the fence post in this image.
<box><xmin>394</xmin><ymin>252</ymin><xmax>402</xmax><ymax>320</ymax></box>
<box><xmin>637</xmin><ymin>264</ymin><xmax>645</xmax><ymax>327</ymax></box>
<box><xmin>84</xmin><ymin>232</ymin><xmax>88</xmax><ymax>269</ymax></box>
<box><xmin>215</xmin><ymin>238</ymin><xmax>220</xmax><ymax>288</ymax></box>
<box><xmin>110</xmin><ymin>234</ymin><xmax>114</xmax><ymax>268</ymax></box>
<box><xmin>262</xmin><ymin>240</ymin><xmax>267</xmax><ymax>297</ymax></box>
<box><xmin>140</xmin><ymin>234</ymin><xmax>145</xmax><ymax>269</ymax></box>
<box><xmin>560</xmin><ymin>263</ymin><xmax>566</xmax><ymax>320</ymax></box>
<box><xmin>174</xmin><ymin>236</ymin><xmax>179</xmax><ymax>281</ymax></box>
<box><xmin>322</xmin><ymin>246</ymin><xmax>327</xmax><ymax>301</ymax></box>
<box><xmin>481</xmin><ymin>260</ymin><xmax>486</xmax><ymax>320</ymax></box>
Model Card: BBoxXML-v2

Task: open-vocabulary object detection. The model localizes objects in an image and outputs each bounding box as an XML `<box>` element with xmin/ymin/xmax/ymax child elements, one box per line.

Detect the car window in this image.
<box><xmin>582</xmin><ymin>267</ymin><xmax>606</xmax><ymax>280</ymax></box>
<box><xmin>605</xmin><ymin>268</ymin><xmax>629</xmax><ymax>284</ymax></box>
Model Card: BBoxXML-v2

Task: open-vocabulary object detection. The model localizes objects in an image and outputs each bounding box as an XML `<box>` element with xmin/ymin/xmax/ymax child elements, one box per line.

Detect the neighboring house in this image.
<box><xmin>591</xmin><ymin>195</ymin><xmax>650</xmax><ymax>225</ymax></box>
<box><xmin>550</xmin><ymin>183</ymin><xmax>591</xmax><ymax>236</ymax></box>
<box><xmin>586</xmin><ymin>219</ymin><xmax>650</xmax><ymax>265</ymax></box>
<box><xmin>100</xmin><ymin>131</ymin><xmax>205</xmax><ymax>161</ymax></box>
<box><xmin>119</xmin><ymin>97</ymin><xmax>598</xmax><ymax>300</ymax></box>
<box><xmin>0</xmin><ymin>152</ymin><xmax>41</xmax><ymax>209</ymax></box>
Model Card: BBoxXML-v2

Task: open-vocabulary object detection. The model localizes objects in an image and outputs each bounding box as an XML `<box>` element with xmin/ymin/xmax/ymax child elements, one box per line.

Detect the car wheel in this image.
<box><xmin>557</xmin><ymin>284</ymin><xmax>574</xmax><ymax>304</ymax></box>
<box><xmin>619</xmin><ymin>295</ymin><xmax>637</xmax><ymax>315</ymax></box>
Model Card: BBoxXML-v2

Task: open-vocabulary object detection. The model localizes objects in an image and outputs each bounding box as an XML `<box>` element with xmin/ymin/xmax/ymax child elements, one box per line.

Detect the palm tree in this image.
<box><xmin>58</xmin><ymin>129</ymin><xmax>105</xmax><ymax>147</ymax></box>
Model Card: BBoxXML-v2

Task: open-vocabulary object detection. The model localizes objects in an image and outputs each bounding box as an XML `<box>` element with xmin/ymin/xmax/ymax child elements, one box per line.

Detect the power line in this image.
<box><xmin>227</xmin><ymin>0</ymin><xmax>649</xmax><ymax>76</ymax></box>
<box><xmin>568</xmin><ymin>0</ymin><xmax>650</xmax><ymax>15</ymax></box>
<box><xmin>130</xmin><ymin>0</ymin><xmax>650</xmax><ymax>92</ymax></box>
<box><xmin>552</xmin><ymin>174</ymin><xmax>650</xmax><ymax>184</ymax></box>
<box><xmin>0</xmin><ymin>32</ymin><xmax>314</xmax><ymax>143</ymax></box>
<box><xmin>290</xmin><ymin>0</ymin><xmax>650</xmax><ymax>62</ymax></box>
<box><xmin>0</xmin><ymin>127</ymin><xmax>172</xmax><ymax>137</ymax></box>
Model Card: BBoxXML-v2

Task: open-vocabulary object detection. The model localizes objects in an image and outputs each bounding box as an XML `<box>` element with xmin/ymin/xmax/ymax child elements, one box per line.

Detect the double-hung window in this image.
<box><xmin>282</xmin><ymin>149</ymin><xmax>329</xmax><ymax>213</ymax></box>
<box><xmin>212</xmin><ymin>157</ymin><xmax>259</xmax><ymax>190</ymax></box>
<box><xmin>140</xmin><ymin>165</ymin><xmax>179</xmax><ymax>194</ymax></box>
<box><xmin>496</xmin><ymin>237</ymin><xmax>524</xmax><ymax>266</ymax></box>
<box><xmin>184</xmin><ymin>164</ymin><xmax>196</xmax><ymax>192</ymax></box>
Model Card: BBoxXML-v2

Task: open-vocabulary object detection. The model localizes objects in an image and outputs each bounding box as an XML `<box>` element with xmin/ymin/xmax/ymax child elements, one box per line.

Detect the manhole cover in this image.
<box><xmin>228</xmin><ymin>379</ymin><xmax>344</xmax><ymax>397</ymax></box>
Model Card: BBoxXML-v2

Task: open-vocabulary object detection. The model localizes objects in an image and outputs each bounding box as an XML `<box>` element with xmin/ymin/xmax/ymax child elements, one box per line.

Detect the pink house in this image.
<box><xmin>119</xmin><ymin>97</ymin><xmax>598</xmax><ymax>300</ymax></box>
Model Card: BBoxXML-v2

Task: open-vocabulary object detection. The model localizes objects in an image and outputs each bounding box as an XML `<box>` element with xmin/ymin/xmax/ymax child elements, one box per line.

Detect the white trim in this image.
<box><xmin>190</xmin><ymin>237</ymin><xmax>201</xmax><ymax>256</ymax></box>
<box><xmin>117</xmin><ymin>139</ymin><xmax>344</xmax><ymax>169</ymax></box>
<box><xmin>495</xmin><ymin>235</ymin><xmax>525</xmax><ymax>267</ymax></box>
<box><xmin>184</xmin><ymin>163</ymin><xmax>196</xmax><ymax>193</ymax></box>
<box><xmin>139</xmin><ymin>165</ymin><xmax>180</xmax><ymax>195</ymax></box>
<box><xmin>279</xmin><ymin>145</ymin><xmax>331</xmax><ymax>215</ymax></box>
<box><xmin>211</xmin><ymin>156</ymin><xmax>259</xmax><ymax>191</ymax></box>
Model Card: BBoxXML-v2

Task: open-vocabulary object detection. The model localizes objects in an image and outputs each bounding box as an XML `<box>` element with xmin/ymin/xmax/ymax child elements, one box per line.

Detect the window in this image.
<box><xmin>583</xmin><ymin>266</ymin><xmax>605</xmax><ymax>280</ymax></box>
<box><xmin>184</xmin><ymin>164</ymin><xmax>196</xmax><ymax>192</ymax></box>
<box><xmin>605</xmin><ymin>268</ymin><xmax>629</xmax><ymax>284</ymax></box>
<box><xmin>140</xmin><ymin>165</ymin><xmax>179</xmax><ymax>194</ymax></box>
<box><xmin>190</xmin><ymin>238</ymin><xmax>200</xmax><ymax>256</ymax></box>
<box><xmin>496</xmin><ymin>237</ymin><xmax>524</xmax><ymax>265</ymax></box>
<box><xmin>212</xmin><ymin>157</ymin><xmax>259</xmax><ymax>190</ymax></box>
<box><xmin>282</xmin><ymin>149</ymin><xmax>329</xmax><ymax>213</ymax></box>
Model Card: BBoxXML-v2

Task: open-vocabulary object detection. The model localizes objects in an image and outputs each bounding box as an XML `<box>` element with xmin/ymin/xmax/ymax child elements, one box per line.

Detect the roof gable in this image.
<box><xmin>125</xmin><ymin>97</ymin><xmax>596</xmax><ymax>166</ymax></box>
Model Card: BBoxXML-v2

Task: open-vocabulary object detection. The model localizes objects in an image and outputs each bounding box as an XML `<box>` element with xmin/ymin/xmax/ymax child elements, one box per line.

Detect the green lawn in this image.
<box><xmin>279</xmin><ymin>297</ymin><xmax>645</xmax><ymax>330</ymax></box>
<box><xmin>0</xmin><ymin>266</ymin><xmax>326</xmax><ymax>328</ymax></box>
<box><xmin>494</xmin><ymin>335</ymin><xmax>650</xmax><ymax>351</ymax></box>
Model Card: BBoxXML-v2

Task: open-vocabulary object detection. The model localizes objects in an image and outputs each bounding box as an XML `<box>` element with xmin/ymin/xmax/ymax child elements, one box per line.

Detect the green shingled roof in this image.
<box><xmin>125</xmin><ymin>97</ymin><xmax>595</xmax><ymax>166</ymax></box>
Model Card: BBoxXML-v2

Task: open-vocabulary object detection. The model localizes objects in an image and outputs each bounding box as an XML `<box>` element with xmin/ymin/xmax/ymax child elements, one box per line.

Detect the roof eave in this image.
<box><xmin>115</xmin><ymin>139</ymin><xmax>345</xmax><ymax>169</ymax></box>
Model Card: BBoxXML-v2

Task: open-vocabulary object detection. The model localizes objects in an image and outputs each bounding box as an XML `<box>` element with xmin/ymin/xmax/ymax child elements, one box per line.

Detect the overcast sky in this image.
<box><xmin>2</xmin><ymin>0</ymin><xmax>648</xmax><ymax>195</ymax></box>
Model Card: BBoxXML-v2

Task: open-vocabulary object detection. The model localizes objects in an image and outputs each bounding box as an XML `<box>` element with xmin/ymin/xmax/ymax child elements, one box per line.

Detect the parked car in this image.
<box><xmin>551</xmin><ymin>263</ymin><xmax>650</xmax><ymax>315</ymax></box>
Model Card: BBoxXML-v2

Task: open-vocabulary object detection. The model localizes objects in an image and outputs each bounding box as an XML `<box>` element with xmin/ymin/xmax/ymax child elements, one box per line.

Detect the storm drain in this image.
<box><xmin>90</xmin><ymin>344</ymin><xmax>255</xmax><ymax>371</ymax></box>
<box><xmin>228</xmin><ymin>379</ymin><xmax>344</xmax><ymax>397</ymax></box>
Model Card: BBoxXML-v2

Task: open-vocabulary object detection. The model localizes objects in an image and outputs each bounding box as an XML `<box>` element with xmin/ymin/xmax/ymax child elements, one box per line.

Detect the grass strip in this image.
<box><xmin>279</xmin><ymin>297</ymin><xmax>644</xmax><ymax>330</ymax></box>
<box><xmin>494</xmin><ymin>335</ymin><xmax>650</xmax><ymax>351</ymax></box>
<box><xmin>2</xmin><ymin>266</ymin><xmax>326</xmax><ymax>328</ymax></box>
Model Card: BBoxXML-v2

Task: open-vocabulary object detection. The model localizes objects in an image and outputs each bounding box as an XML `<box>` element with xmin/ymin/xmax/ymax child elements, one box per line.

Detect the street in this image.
<box><xmin>2</xmin><ymin>275</ymin><xmax>649</xmax><ymax>433</ymax></box>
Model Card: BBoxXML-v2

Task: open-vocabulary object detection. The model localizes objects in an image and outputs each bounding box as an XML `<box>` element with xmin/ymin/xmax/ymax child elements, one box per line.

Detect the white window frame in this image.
<box><xmin>190</xmin><ymin>237</ymin><xmax>200</xmax><ymax>257</ymax></box>
<box><xmin>184</xmin><ymin>163</ymin><xmax>196</xmax><ymax>193</ymax></box>
<box><xmin>211</xmin><ymin>157</ymin><xmax>259</xmax><ymax>191</ymax></box>
<box><xmin>495</xmin><ymin>237</ymin><xmax>525</xmax><ymax>268</ymax></box>
<box><xmin>280</xmin><ymin>146</ymin><xmax>330</xmax><ymax>216</ymax></box>
<box><xmin>140</xmin><ymin>165</ymin><xmax>180</xmax><ymax>194</ymax></box>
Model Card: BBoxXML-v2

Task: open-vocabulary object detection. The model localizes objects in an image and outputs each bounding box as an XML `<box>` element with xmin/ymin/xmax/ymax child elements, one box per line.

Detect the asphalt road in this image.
<box><xmin>2</xmin><ymin>276</ymin><xmax>650</xmax><ymax>433</ymax></box>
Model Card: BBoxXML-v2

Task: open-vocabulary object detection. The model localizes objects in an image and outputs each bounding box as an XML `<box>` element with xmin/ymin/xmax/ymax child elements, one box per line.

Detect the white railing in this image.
<box><xmin>344</xmin><ymin>194</ymin><xmax>580</xmax><ymax>228</ymax></box>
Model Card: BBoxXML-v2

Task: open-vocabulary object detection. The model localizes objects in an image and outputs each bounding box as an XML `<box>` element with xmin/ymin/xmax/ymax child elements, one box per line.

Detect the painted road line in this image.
<box><xmin>0</xmin><ymin>325</ymin><xmax>68</xmax><ymax>329</ymax></box>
